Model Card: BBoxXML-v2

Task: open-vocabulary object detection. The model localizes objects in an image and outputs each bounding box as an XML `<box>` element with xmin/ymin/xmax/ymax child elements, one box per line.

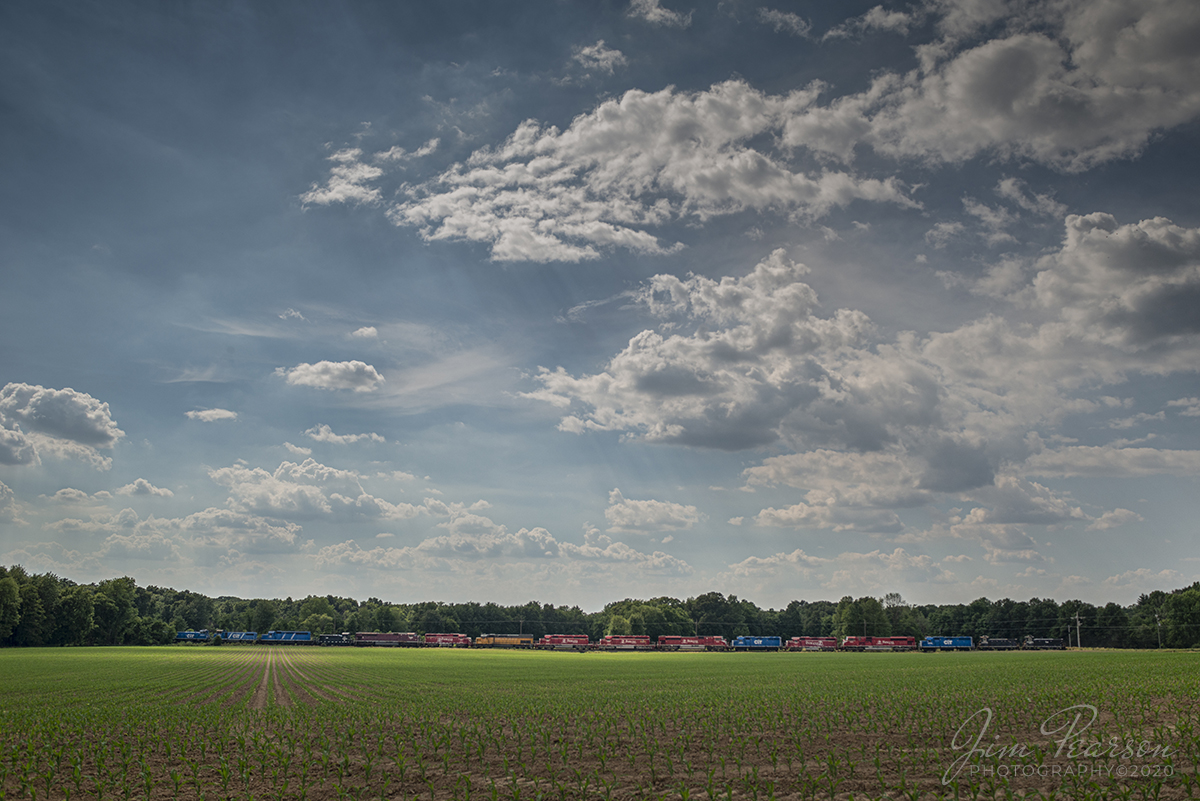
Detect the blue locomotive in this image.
<box><xmin>731</xmin><ymin>635</ymin><xmax>782</xmax><ymax>651</ymax></box>
<box><xmin>259</xmin><ymin>630</ymin><xmax>313</xmax><ymax>644</ymax></box>
<box><xmin>174</xmin><ymin>629</ymin><xmax>210</xmax><ymax>642</ymax></box>
<box><xmin>919</xmin><ymin>635</ymin><xmax>973</xmax><ymax>651</ymax></box>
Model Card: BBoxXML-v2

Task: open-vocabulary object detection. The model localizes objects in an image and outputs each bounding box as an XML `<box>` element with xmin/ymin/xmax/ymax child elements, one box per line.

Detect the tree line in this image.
<box><xmin>2</xmin><ymin>564</ymin><xmax>1199</xmax><ymax>648</ymax></box>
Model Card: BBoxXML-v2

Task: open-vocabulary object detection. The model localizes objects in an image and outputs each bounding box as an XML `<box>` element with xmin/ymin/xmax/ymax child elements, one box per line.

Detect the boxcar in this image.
<box><xmin>919</xmin><ymin>636</ymin><xmax>973</xmax><ymax>651</ymax></box>
<box><xmin>731</xmin><ymin>636</ymin><xmax>782</xmax><ymax>651</ymax></box>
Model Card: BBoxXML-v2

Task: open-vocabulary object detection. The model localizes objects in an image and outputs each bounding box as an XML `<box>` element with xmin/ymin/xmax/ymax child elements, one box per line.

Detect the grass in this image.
<box><xmin>0</xmin><ymin>647</ymin><xmax>1195</xmax><ymax>799</ymax></box>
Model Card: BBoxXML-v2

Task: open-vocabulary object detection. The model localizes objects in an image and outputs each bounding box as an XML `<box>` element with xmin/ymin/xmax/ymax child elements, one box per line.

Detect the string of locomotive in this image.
<box><xmin>174</xmin><ymin>630</ymin><xmax>1067</xmax><ymax>651</ymax></box>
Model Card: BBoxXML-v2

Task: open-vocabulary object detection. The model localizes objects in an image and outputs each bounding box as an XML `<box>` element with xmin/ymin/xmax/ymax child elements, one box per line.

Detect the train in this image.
<box><xmin>841</xmin><ymin>635</ymin><xmax>917</xmax><ymax>651</ymax></box>
<box><xmin>175</xmin><ymin>629</ymin><xmax>1067</xmax><ymax>651</ymax></box>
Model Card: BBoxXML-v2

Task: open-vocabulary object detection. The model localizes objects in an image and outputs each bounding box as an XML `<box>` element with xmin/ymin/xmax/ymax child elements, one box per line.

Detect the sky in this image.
<box><xmin>1</xmin><ymin>0</ymin><xmax>1199</xmax><ymax>611</ymax></box>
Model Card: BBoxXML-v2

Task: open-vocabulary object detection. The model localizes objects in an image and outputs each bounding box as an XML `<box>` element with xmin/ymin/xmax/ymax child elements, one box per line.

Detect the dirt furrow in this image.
<box><xmin>275</xmin><ymin>649</ymin><xmax>324</xmax><ymax>705</ymax></box>
<box><xmin>249</xmin><ymin>649</ymin><xmax>272</xmax><ymax>710</ymax></box>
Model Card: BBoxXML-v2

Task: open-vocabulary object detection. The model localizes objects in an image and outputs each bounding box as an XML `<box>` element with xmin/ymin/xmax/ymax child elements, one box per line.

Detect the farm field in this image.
<box><xmin>0</xmin><ymin>647</ymin><xmax>1195</xmax><ymax>800</ymax></box>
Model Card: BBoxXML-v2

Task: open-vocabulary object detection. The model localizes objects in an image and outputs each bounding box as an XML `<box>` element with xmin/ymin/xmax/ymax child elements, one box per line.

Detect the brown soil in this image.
<box><xmin>248</xmin><ymin>649</ymin><xmax>272</xmax><ymax>710</ymax></box>
<box><xmin>5</xmin><ymin>714</ymin><xmax>1193</xmax><ymax>801</ymax></box>
<box><xmin>275</xmin><ymin>650</ymin><xmax>323</xmax><ymax>706</ymax></box>
<box><xmin>6</xmin><ymin>655</ymin><xmax>1192</xmax><ymax>801</ymax></box>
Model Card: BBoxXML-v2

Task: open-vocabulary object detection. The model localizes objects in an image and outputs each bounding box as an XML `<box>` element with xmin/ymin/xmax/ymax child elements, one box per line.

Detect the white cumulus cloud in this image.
<box><xmin>303</xmin><ymin>423</ymin><xmax>385</xmax><ymax>445</ymax></box>
<box><xmin>116</xmin><ymin>478</ymin><xmax>174</xmax><ymax>498</ymax></box>
<box><xmin>627</xmin><ymin>0</ymin><xmax>691</xmax><ymax>28</ymax></box>
<box><xmin>0</xmin><ymin>383</ymin><xmax>124</xmax><ymax>470</ymax></box>
<box><xmin>300</xmin><ymin>148</ymin><xmax>384</xmax><ymax>206</ymax></box>
<box><xmin>378</xmin><ymin>82</ymin><xmax>915</xmax><ymax>262</ymax></box>
<box><xmin>604</xmin><ymin>488</ymin><xmax>701</xmax><ymax>534</ymax></box>
<box><xmin>759</xmin><ymin>8</ymin><xmax>811</xmax><ymax>37</ymax></box>
<box><xmin>572</xmin><ymin>40</ymin><xmax>627</xmax><ymax>74</ymax></box>
<box><xmin>784</xmin><ymin>0</ymin><xmax>1200</xmax><ymax>171</ymax></box>
<box><xmin>276</xmin><ymin>360</ymin><xmax>385</xmax><ymax>392</ymax></box>
<box><xmin>185</xmin><ymin>408</ymin><xmax>238</xmax><ymax>422</ymax></box>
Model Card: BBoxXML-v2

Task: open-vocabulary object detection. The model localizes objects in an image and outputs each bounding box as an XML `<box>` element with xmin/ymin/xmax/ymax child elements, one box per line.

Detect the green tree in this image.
<box><xmin>11</xmin><ymin>581</ymin><xmax>48</xmax><ymax>646</ymax></box>
<box><xmin>686</xmin><ymin>592</ymin><xmax>745</xmax><ymax>639</ymax></box>
<box><xmin>127</xmin><ymin>615</ymin><xmax>176</xmax><ymax>645</ymax></box>
<box><xmin>1094</xmin><ymin>602</ymin><xmax>1130</xmax><ymax>648</ymax></box>
<box><xmin>300</xmin><ymin>595</ymin><xmax>337</xmax><ymax>622</ymax></box>
<box><xmin>0</xmin><ymin>577</ymin><xmax>20</xmax><ymax>641</ymax></box>
<box><xmin>1056</xmin><ymin>600</ymin><xmax>1098</xmax><ymax>647</ymax></box>
<box><xmin>883</xmin><ymin>593</ymin><xmax>907</xmax><ymax>630</ymax></box>
<box><xmin>301</xmin><ymin>613</ymin><xmax>335</xmax><ymax>634</ymax></box>
<box><xmin>1162</xmin><ymin>588</ymin><xmax>1200</xmax><ymax>648</ymax></box>
<box><xmin>415</xmin><ymin>607</ymin><xmax>458</xmax><ymax>634</ymax></box>
<box><xmin>834</xmin><ymin>596</ymin><xmax>891</xmax><ymax>638</ymax></box>
<box><xmin>1025</xmin><ymin>597</ymin><xmax>1059</xmax><ymax>639</ymax></box>
<box><xmin>251</xmin><ymin>600</ymin><xmax>277</xmax><ymax>633</ymax></box>
<box><xmin>831</xmin><ymin>596</ymin><xmax>854</xmax><ymax>638</ymax></box>
<box><xmin>54</xmin><ymin>586</ymin><xmax>93</xmax><ymax>646</ymax></box>
<box><xmin>171</xmin><ymin>591</ymin><xmax>214</xmax><ymax>630</ymax></box>
<box><xmin>92</xmin><ymin>577</ymin><xmax>138</xmax><ymax>645</ymax></box>
<box><xmin>894</xmin><ymin>606</ymin><xmax>928</xmax><ymax>638</ymax></box>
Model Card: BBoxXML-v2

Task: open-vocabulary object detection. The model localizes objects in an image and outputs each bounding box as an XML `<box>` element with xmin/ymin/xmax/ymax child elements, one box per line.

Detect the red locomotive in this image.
<box><xmin>839</xmin><ymin>635</ymin><xmax>917</xmax><ymax>651</ymax></box>
<box><xmin>596</xmin><ymin>634</ymin><xmax>654</xmax><ymax>650</ymax></box>
<box><xmin>785</xmin><ymin>636</ymin><xmax>838</xmax><ymax>651</ymax></box>
<box><xmin>423</xmin><ymin>632</ymin><xmax>472</xmax><ymax>647</ymax></box>
<box><xmin>657</xmin><ymin>635</ymin><xmax>728</xmax><ymax>651</ymax></box>
<box><xmin>537</xmin><ymin>634</ymin><xmax>590</xmax><ymax>651</ymax></box>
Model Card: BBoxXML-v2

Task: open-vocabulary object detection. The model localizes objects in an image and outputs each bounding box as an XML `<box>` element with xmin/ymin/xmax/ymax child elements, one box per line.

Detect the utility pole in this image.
<box><xmin>1074</xmin><ymin>612</ymin><xmax>1082</xmax><ymax>649</ymax></box>
<box><xmin>1155</xmin><ymin>612</ymin><xmax>1162</xmax><ymax>648</ymax></box>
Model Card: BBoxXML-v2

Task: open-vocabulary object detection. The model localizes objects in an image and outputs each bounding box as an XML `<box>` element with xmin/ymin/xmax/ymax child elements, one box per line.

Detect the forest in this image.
<box><xmin>1</xmin><ymin>563</ymin><xmax>1198</xmax><ymax>648</ymax></box>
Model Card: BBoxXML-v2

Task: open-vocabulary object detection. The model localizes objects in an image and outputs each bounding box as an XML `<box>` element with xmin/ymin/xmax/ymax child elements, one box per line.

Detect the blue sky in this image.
<box><xmin>2</xmin><ymin>0</ymin><xmax>1198</xmax><ymax>610</ymax></box>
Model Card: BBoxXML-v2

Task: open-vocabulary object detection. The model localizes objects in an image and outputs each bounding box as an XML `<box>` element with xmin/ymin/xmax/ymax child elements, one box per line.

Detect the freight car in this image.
<box><xmin>841</xmin><ymin>636</ymin><xmax>917</xmax><ymax>651</ymax></box>
<box><xmin>657</xmin><ymin>635</ymin><xmax>728</xmax><ymax>651</ymax></box>
<box><xmin>260</xmin><ymin>630</ymin><xmax>314</xmax><ymax>644</ymax></box>
<box><xmin>475</xmin><ymin>634</ymin><xmax>534</xmax><ymax>648</ymax></box>
<box><xmin>920</xmin><ymin>636</ymin><xmax>973</xmax><ymax>651</ymax></box>
<box><xmin>731</xmin><ymin>635</ymin><xmax>782</xmax><ymax>651</ymax></box>
<box><xmin>786</xmin><ymin>636</ymin><xmax>837</xmax><ymax>651</ymax></box>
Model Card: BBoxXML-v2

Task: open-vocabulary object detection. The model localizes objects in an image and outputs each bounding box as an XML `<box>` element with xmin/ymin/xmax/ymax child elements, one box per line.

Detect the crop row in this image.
<box><xmin>0</xmin><ymin>648</ymin><xmax>1195</xmax><ymax>800</ymax></box>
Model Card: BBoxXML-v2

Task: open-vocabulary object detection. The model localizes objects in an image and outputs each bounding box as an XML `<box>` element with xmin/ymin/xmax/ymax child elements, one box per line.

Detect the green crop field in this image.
<box><xmin>0</xmin><ymin>647</ymin><xmax>1195</xmax><ymax>800</ymax></box>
